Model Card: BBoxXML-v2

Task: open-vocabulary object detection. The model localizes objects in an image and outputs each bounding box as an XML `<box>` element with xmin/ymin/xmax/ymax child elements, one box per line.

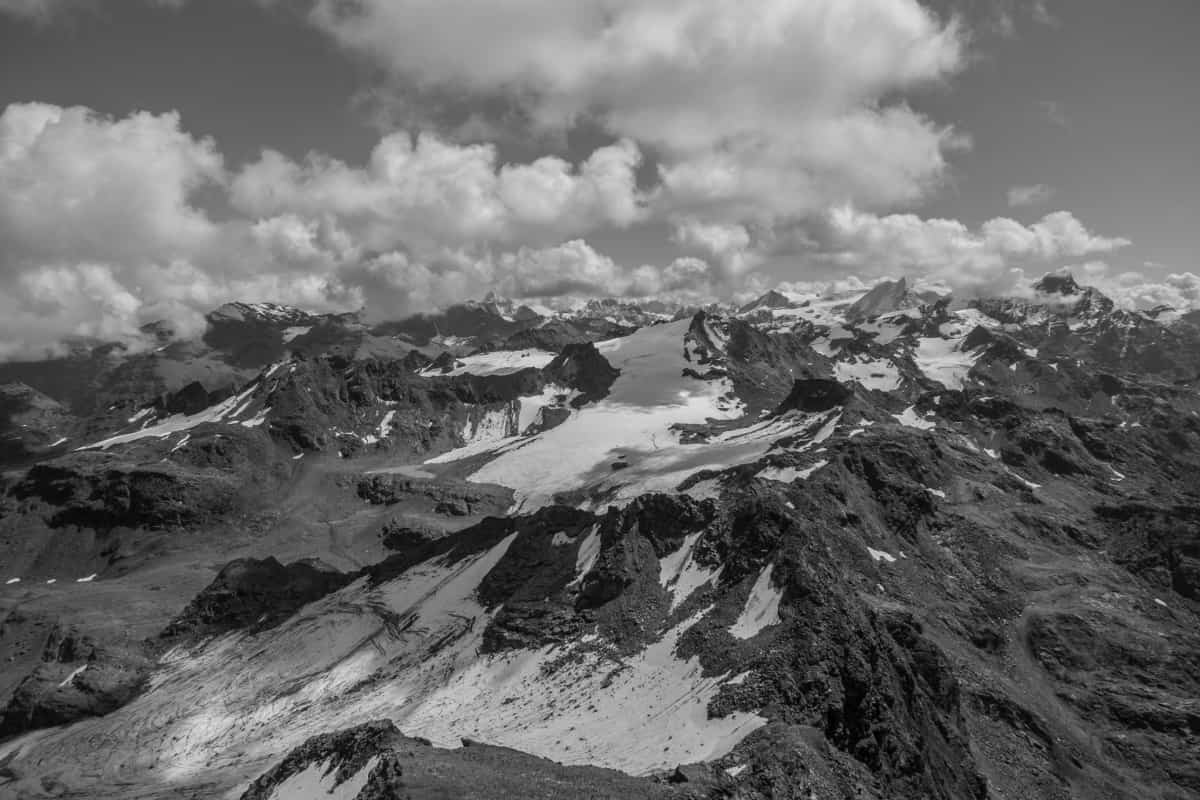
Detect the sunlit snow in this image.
<box><xmin>423</xmin><ymin>350</ymin><xmax>556</xmax><ymax>377</ymax></box>
<box><xmin>834</xmin><ymin>357</ymin><xmax>901</xmax><ymax>391</ymax></box>
<box><xmin>265</xmin><ymin>757</ymin><xmax>379</xmax><ymax>800</ymax></box>
<box><xmin>868</xmin><ymin>548</ymin><xmax>897</xmax><ymax>564</ymax></box>
<box><xmin>892</xmin><ymin>406</ymin><xmax>936</xmax><ymax>430</ymax></box>
<box><xmin>728</xmin><ymin>565</ymin><xmax>783</xmax><ymax>640</ymax></box>
<box><xmin>912</xmin><ymin>335</ymin><xmax>979</xmax><ymax>390</ymax></box>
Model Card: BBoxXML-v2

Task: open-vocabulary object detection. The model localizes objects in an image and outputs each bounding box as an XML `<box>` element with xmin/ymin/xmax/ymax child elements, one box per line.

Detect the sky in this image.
<box><xmin>1</xmin><ymin>0</ymin><xmax>1198</xmax><ymax>357</ymax></box>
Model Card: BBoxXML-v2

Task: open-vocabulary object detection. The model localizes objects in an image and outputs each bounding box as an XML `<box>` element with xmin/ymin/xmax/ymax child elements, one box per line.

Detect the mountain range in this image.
<box><xmin>0</xmin><ymin>275</ymin><xmax>1197</xmax><ymax>800</ymax></box>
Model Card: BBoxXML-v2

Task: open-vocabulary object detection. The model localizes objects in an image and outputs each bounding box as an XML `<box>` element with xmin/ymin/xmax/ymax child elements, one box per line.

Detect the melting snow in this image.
<box><xmin>81</xmin><ymin>377</ymin><xmax>269</xmax><ymax>450</ymax></box>
<box><xmin>265</xmin><ymin>756</ymin><xmax>379</xmax><ymax>800</ymax></box>
<box><xmin>57</xmin><ymin>665</ymin><xmax>87</xmax><ymax>689</ymax></box>
<box><xmin>729</xmin><ymin>565</ymin><xmax>783</xmax><ymax>640</ymax></box>
<box><xmin>13</xmin><ymin>532</ymin><xmax>766</xmax><ymax>787</ymax></box>
<box><xmin>425</xmin><ymin>350</ymin><xmax>556</xmax><ymax>377</ymax></box>
<box><xmin>516</xmin><ymin>384</ymin><xmax>575</xmax><ymax>435</ymax></box>
<box><xmin>926</xmin><ymin>487</ymin><xmax>947</xmax><ymax>499</ymax></box>
<box><xmin>912</xmin><ymin>335</ymin><xmax>979</xmax><ymax>390</ymax></box>
<box><xmin>1008</xmin><ymin>471</ymin><xmax>1041</xmax><ymax>490</ymax></box>
<box><xmin>868</xmin><ymin>548</ymin><xmax>897</xmax><ymax>564</ymax></box>
<box><xmin>572</xmin><ymin>525</ymin><xmax>602</xmax><ymax>584</ymax></box>
<box><xmin>281</xmin><ymin>326</ymin><xmax>312</xmax><ymax>344</ymax></box>
<box><xmin>76</xmin><ymin>574</ymin><xmax>97</xmax><ymax>583</ymax></box>
<box><xmin>834</xmin><ymin>357</ymin><xmax>901</xmax><ymax>391</ymax></box>
<box><xmin>49</xmin><ymin>437</ymin><xmax>68</xmax><ymax>447</ymax></box>
<box><xmin>437</xmin><ymin>320</ymin><xmax>750</xmax><ymax>511</ymax></box>
<box><xmin>893</xmin><ymin>406</ymin><xmax>936</xmax><ymax>430</ymax></box>
<box><xmin>660</xmin><ymin>532</ymin><xmax>721</xmax><ymax>612</ymax></box>
<box><xmin>756</xmin><ymin>459</ymin><xmax>828</xmax><ymax>483</ymax></box>
<box><xmin>459</xmin><ymin>405</ymin><xmax>518</xmax><ymax>448</ymax></box>
<box><xmin>127</xmin><ymin>407</ymin><xmax>154</xmax><ymax>425</ymax></box>
<box><xmin>1154</xmin><ymin>598</ymin><xmax>1168</xmax><ymax>608</ymax></box>
<box><xmin>4</xmin><ymin>578</ymin><xmax>19</xmax><ymax>585</ymax></box>
<box><xmin>362</xmin><ymin>410</ymin><xmax>396</xmax><ymax>445</ymax></box>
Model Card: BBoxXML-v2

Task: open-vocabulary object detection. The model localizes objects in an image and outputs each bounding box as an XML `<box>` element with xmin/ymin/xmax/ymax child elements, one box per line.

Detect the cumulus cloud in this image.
<box><xmin>671</xmin><ymin>219</ymin><xmax>763</xmax><ymax>284</ymax></box>
<box><xmin>1007</xmin><ymin>183</ymin><xmax>1054</xmax><ymax>207</ymax></box>
<box><xmin>231</xmin><ymin>134</ymin><xmax>643</xmax><ymax>253</ymax></box>
<box><xmin>293</xmin><ymin>0</ymin><xmax>965</xmax><ymax>227</ymax></box>
<box><xmin>1074</xmin><ymin>262</ymin><xmax>1200</xmax><ymax>313</ymax></box>
<box><xmin>0</xmin><ymin>101</ymin><xmax>700</xmax><ymax>357</ymax></box>
<box><xmin>810</xmin><ymin>207</ymin><xmax>1131</xmax><ymax>297</ymax></box>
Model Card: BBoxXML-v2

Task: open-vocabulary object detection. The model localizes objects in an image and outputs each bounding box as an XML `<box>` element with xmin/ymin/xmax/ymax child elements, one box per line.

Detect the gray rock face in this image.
<box><xmin>2</xmin><ymin>283</ymin><xmax>1200</xmax><ymax>800</ymax></box>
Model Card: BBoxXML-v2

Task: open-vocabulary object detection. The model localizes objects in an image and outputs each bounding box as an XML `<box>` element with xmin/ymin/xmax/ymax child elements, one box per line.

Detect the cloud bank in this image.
<box><xmin>0</xmin><ymin>0</ymin><xmax>1176</xmax><ymax>359</ymax></box>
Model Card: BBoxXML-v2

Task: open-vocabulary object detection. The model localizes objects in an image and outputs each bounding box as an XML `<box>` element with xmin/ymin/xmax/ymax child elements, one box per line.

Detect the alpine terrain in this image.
<box><xmin>1</xmin><ymin>276</ymin><xmax>1198</xmax><ymax>800</ymax></box>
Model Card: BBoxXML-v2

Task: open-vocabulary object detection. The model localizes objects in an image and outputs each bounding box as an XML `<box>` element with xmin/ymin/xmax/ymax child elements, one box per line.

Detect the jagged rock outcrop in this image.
<box><xmin>775</xmin><ymin>378</ymin><xmax>853</xmax><ymax>414</ymax></box>
<box><xmin>542</xmin><ymin>341</ymin><xmax>620</xmax><ymax>405</ymax></box>
<box><xmin>159</xmin><ymin>557</ymin><xmax>353</xmax><ymax>642</ymax></box>
<box><xmin>0</xmin><ymin>620</ymin><xmax>150</xmax><ymax>738</ymax></box>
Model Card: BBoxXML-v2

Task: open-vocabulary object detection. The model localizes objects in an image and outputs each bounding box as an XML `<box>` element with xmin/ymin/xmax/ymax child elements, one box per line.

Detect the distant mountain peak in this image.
<box><xmin>845</xmin><ymin>276</ymin><xmax>919</xmax><ymax>322</ymax></box>
<box><xmin>737</xmin><ymin>289</ymin><xmax>793</xmax><ymax>314</ymax></box>
<box><xmin>1033</xmin><ymin>271</ymin><xmax>1081</xmax><ymax>296</ymax></box>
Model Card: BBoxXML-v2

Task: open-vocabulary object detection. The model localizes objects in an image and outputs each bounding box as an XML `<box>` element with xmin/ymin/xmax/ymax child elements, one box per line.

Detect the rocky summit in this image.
<box><xmin>0</xmin><ymin>278</ymin><xmax>1198</xmax><ymax>800</ymax></box>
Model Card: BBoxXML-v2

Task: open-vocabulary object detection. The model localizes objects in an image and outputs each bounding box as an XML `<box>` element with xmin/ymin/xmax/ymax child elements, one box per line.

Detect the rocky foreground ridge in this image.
<box><xmin>0</xmin><ymin>276</ymin><xmax>1197</xmax><ymax>799</ymax></box>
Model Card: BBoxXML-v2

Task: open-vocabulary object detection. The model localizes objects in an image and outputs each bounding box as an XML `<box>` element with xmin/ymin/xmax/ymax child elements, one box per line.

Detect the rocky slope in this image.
<box><xmin>0</xmin><ymin>276</ymin><xmax>1197</xmax><ymax>799</ymax></box>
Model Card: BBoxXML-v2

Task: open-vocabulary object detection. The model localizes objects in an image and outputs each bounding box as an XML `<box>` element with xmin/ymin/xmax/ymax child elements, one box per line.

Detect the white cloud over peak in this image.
<box><xmin>813</xmin><ymin>207</ymin><xmax>1132</xmax><ymax>296</ymax></box>
<box><xmin>299</xmin><ymin>0</ymin><xmax>966</xmax><ymax>226</ymax></box>
<box><xmin>0</xmin><ymin>102</ymin><xmax>697</xmax><ymax>358</ymax></box>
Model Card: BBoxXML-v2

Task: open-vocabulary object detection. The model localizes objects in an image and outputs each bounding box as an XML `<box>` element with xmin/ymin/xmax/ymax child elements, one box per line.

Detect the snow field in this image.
<box><xmin>728</xmin><ymin>565</ymin><xmax>783</xmax><ymax>640</ymax></box>
<box><xmin>266</xmin><ymin>757</ymin><xmax>379</xmax><ymax>800</ymax></box>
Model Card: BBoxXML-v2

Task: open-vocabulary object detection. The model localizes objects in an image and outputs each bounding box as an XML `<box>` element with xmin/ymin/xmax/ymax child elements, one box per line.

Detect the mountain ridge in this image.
<box><xmin>0</xmin><ymin>271</ymin><xmax>1197</xmax><ymax>799</ymax></box>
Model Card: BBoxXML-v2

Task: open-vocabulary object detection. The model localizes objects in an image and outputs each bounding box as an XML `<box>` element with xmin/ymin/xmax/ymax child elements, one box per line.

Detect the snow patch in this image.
<box><xmin>834</xmin><ymin>357</ymin><xmax>901</xmax><ymax>391</ymax></box>
<box><xmin>76</xmin><ymin>574</ymin><xmax>97</xmax><ymax>583</ymax></box>
<box><xmin>572</xmin><ymin>525</ymin><xmax>602</xmax><ymax>584</ymax></box>
<box><xmin>362</xmin><ymin>410</ymin><xmax>396</xmax><ymax>445</ymax></box>
<box><xmin>659</xmin><ymin>532</ymin><xmax>722</xmax><ymax>612</ymax></box>
<box><xmin>127</xmin><ymin>407</ymin><xmax>153</xmax><ymax>425</ymax></box>
<box><xmin>756</xmin><ymin>459</ymin><xmax>828</xmax><ymax>484</ymax></box>
<box><xmin>4</xmin><ymin>578</ymin><xmax>19</xmax><ymax>585</ymax></box>
<box><xmin>281</xmin><ymin>326</ymin><xmax>312</xmax><ymax>344</ymax></box>
<box><xmin>265</xmin><ymin>756</ymin><xmax>379</xmax><ymax>800</ymax></box>
<box><xmin>424</xmin><ymin>350</ymin><xmax>556</xmax><ymax>377</ymax></box>
<box><xmin>892</xmin><ymin>406</ymin><xmax>935</xmax><ymax>430</ymax></box>
<box><xmin>912</xmin><ymin>335</ymin><xmax>979</xmax><ymax>390</ymax></box>
<box><xmin>868</xmin><ymin>548</ymin><xmax>897</xmax><ymax>564</ymax></box>
<box><xmin>57</xmin><ymin>665</ymin><xmax>87</xmax><ymax>689</ymax></box>
<box><xmin>82</xmin><ymin>377</ymin><xmax>269</xmax><ymax>450</ymax></box>
<box><xmin>729</xmin><ymin>564</ymin><xmax>783</xmax><ymax>640</ymax></box>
